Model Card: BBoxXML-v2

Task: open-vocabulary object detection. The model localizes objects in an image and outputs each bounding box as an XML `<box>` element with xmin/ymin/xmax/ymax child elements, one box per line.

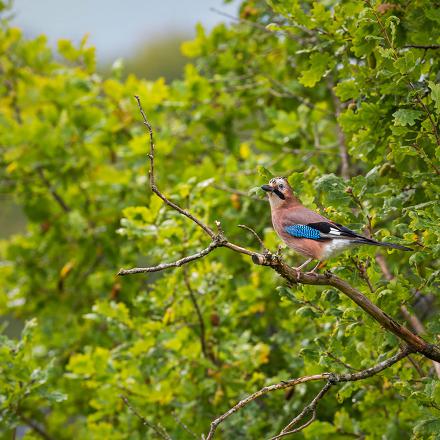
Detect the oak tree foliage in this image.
<box><xmin>1</xmin><ymin>0</ymin><xmax>439</xmax><ymax>438</ymax></box>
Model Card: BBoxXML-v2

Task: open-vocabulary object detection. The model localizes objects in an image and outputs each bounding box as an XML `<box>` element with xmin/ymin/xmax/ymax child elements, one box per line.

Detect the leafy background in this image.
<box><xmin>1</xmin><ymin>0</ymin><xmax>439</xmax><ymax>438</ymax></box>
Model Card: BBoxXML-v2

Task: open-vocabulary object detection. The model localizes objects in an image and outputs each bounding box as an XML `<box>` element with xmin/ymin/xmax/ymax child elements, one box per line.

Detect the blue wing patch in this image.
<box><xmin>285</xmin><ymin>225</ymin><xmax>321</xmax><ymax>240</ymax></box>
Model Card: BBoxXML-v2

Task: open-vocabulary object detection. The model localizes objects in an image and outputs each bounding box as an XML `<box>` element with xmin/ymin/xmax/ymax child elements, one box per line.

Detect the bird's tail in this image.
<box><xmin>353</xmin><ymin>238</ymin><xmax>412</xmax><ymax>251</ymax></box>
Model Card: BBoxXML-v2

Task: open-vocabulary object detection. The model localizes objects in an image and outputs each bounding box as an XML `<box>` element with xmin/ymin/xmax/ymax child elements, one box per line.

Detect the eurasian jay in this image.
<box><xmin>261</xmin><ymin>177</ymin><xmax>411</xmax><ymax>273</ymax></box>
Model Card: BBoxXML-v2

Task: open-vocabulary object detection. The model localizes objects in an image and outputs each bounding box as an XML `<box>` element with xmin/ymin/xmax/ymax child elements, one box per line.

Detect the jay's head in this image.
<box><xmin>261</xmin><ymin>177</ymin><xmax>293</xmax><ymax>207</ymax></box>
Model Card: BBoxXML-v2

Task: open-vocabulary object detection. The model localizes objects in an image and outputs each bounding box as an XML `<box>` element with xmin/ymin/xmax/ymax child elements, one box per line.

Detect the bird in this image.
<box><xmin>261</xmin><ymin>177</ymin><xmax>411</xmax><ymax>274</ymax></box>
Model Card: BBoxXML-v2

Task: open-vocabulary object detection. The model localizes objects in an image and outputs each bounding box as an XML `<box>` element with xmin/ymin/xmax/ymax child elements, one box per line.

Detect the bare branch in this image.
<box><xmin>334</xmin><ymin>347</ymin><xmax>411</xmax><ymax>382</ymax></box>
<box><xmin>134</xmin><ymin>95</ymin><xmax>216</xmax><ymax>239</ymax></box>
<box><xmin>270</xmin><ymin>381</ymin><xmax>333</xmax><ymax>440</ymax></box>
<box><xmin>205</xmin><ymin>348</ymin><xmax>411</xmax><ymax>440</ymax></box>
<box><xmin>120</xmin><ymin>395</ymin><xmax>172</xmax><ymax>440</ymax></box>
<box><xmin>118</xmin><ymin>239</ymin><xmax>223</xmax><ymax>276</ymax></box>
<box><xmin>204</xmin><ymin>374</ymin><xmax>327</xmax><ymax>440</ymax></box>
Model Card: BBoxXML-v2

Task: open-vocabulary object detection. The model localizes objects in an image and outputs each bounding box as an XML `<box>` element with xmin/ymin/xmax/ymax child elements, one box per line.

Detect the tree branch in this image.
<box><xmin>205</xmin><ymin>348</ymin><xmax>411</xmax><ymax>439</ymax></box>
<box><xmin>118</xmin><ymin>239</ymin><xmax>223</xmax><ymax>276</ymax></box>
<box><xmin>183</xmin><ymin>266</ymin><xmax>218</xmax><ymax>365</ymax></box>
<box><xmin>271</xmin><ymin>381</ymin><xmax>333</xmax><ymax>440</ymax></box>
<box><xmin>375</xmin><ymin>254</ymin><xmax>440</xmax><ymax>378</ymax></box>
<box><xmin>37</xmin><ymin>168</ymin><xmax>71</xmax><ymax>213</ymax></box>
<box><xmin>204</xmin><ymin>374</ymin><xmax>328</xmax><ymax>440</ymax></box>
<box><xmin>16</xmin><ymin>411</ymin><xmax>55</xmax><ymax>440</ymax></box>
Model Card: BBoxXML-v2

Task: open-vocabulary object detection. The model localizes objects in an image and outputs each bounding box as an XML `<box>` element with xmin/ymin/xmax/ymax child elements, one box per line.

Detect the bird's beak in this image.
<box><xmin>261</xmin><ymin>184</ymin><xmax>285</xmax><ymax>199</ymax></box>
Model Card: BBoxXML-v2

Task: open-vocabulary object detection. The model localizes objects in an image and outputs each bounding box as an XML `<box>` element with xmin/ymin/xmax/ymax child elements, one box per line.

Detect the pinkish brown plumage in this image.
<box><xmin>261</xmin><ymin>177</ymin><xmax>411</xmax><ymax>274</ymax></box>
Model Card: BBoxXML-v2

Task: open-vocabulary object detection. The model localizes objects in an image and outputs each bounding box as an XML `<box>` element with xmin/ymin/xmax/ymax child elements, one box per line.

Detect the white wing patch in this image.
<box><xmin>329</xmin><ymin>228</ymin><xmax>341</xmax><ymax>236</ymax></box>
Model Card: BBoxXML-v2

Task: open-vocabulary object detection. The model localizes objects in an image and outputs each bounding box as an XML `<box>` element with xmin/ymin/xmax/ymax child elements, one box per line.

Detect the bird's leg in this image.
<box><xmin>293</xmin><ymin>258</ymin><xmax>313</xmax><ymax>280</ymax></box>
<box><xmin>306</xmin><ymin>260</ymin><xmax>321</xmax><ymax>275</ymax></box>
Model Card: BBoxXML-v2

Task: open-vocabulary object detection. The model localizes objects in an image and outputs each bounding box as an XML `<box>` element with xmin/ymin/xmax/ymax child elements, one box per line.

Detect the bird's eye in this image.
<box><xmin>278</xmin><ymin>183</ymin><xmax>284</xmax><ymax>190</ymax></box>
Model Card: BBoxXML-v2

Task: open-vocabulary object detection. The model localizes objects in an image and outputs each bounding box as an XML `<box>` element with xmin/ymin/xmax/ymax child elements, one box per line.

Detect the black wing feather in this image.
<box><xmin>306</xmin><ymin>221</ymin><xmax>411</xmax><ymax>250</ymax></box>
<box><xmin>307</xmin><ymin>221</ymin><xmax>373</xmax><ymax>241</ymax></box>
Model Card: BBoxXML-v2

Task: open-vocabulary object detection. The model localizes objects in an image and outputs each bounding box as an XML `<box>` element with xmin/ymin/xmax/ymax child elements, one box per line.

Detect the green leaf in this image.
<box><xmin>393</xmin><ymin>51</ymin><xmax>416</xmax><ymax>74</ymax></box>
<box><xmin>413</xmin><ymin>418</ymin><xmax>440</xmax><ymax>436</ymax></box>
<box><xmin>429</xmin><ymin>81</ymin><xmax>440</xmax><ymax>114</ymax></box>
<box><xmin>299</xmin><ymin>53</ymin><xmax>332</xmax><ymax>88</ymax></box>
<box><xmin>334</xmin><ymin>80</ymin><xmax>359</xmax><ymax>101</ymax></box>
<box><xmin>393</xmin><ymin>109</ymin><xmax>423</xmax><ymax>126</ymax></box>
<box><xmin>257</xmin><ymin>165</ymin><xmax>274</xmax><ymax>180</ymax></box>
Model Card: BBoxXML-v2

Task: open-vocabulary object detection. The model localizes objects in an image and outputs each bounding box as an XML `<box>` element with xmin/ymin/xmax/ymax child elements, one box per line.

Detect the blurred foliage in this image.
<box><xmin>0</xmin><ymin>195</ymin><xmax>26</xmax><ymax>238</ymax></box>
<box><xmin>0</xmin><ymin>0</ymin><xmax>440</xmax><ymax>439</ymax></box>
<box><xmin>112</xmin><ymin>33</ymin><xmax>190</xmax><ymax>83</ymax></box>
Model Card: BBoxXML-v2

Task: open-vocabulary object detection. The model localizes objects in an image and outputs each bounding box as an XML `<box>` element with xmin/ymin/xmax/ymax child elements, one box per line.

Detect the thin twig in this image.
<box><xmin>120</xmin><ymin>395</ymin><xmax>172</xmax><ymax>440</ymax></box>
<box><xmin>407</xmin><ymin>355</ymin><xmax>425</xmax><ymax>377</ymax></box>
<box><xmin>408</xmin><ymin>83</ymin><xmax>440</xmax><ymax>146</ymax></box>
<box><xmin>351</xmin><ymin>257</ymin><xmax>375</xmax><ymax>293</ymax></box>
<box><xmin>270</xmin><ymin>381</ymin><xmax>333</xmax><ymax>440</ymax></box>
<box><xmin>403</xmin><ymin>44</ymin><xmax>440</xmax><ymax>50</ymax></box>
<box><xmin>410</xmin><ymin>142</ymin><xmax>440</xmax><ymax>175</ymax></box>
<box><xmin>172</xmin><ymin>412</ymin><xmax>198</xmax><ymax>439</ymax></box>
<box><xmin>134</xmin><ymin>95</ymin><xmax>216</xmax><ymax>239</ymax></box>
<box><xmin>238</xmin><ymin>224</ymin><xmax>268</xmax><ymax>253</ymax></box>
<box><xmin>183</xmin><ymin>266</ymin><xmax>218</xmax><ymax>365</ymax></box>
<box><xmin>345</xmin><ymin>187</ymin><xmax>373</xmax><ymax>237</ymax></box>
<box><xmin>326</xmin><ymin>351</ymin><xmax>359</xmax><ymax>371</ymax></box>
